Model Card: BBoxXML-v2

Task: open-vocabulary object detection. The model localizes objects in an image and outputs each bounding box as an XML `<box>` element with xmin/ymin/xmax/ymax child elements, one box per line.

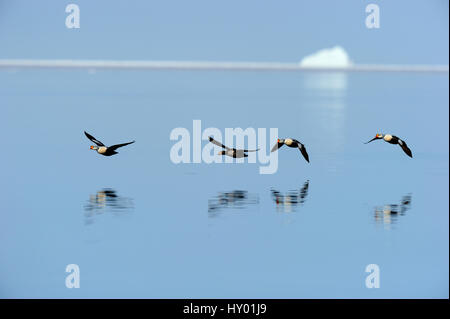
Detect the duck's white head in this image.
<box><xmin>90</xmin><ymin>145</ymin><xmax>99</xmax><ymax>151</ymax></box>
<box><xmin>277</xmin><ymin>138</ymin><xmax>285</xmax><ymax>144</ymax></box>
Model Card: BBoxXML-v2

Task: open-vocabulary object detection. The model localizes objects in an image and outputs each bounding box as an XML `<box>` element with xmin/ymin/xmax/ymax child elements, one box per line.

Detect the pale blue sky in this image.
<box><xmin>0</xmin><ymin>0</ymin><xmax>448</xmax><ymax>64</ymax></box>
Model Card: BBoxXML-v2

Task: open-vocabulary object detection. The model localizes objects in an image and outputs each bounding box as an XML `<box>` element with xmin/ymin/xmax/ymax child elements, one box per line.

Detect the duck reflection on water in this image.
<box><xmin>208</xmin><ymin>190</ymin><xmax>259</xmax><ymax>217</ymax></box>
<box><xmin>374</xmin><ymin>194</ymin><xmax>412</xmax><ymax>229</ymax></box>
<box><xmin>271</xmin><ymin>180</ymin><xmax>309</xmax><ymax>213</ymax></box>
<box><xmin>84</xmin><ymin>188</ymin><xmax>134</xmax><ymax>225</ymax></box>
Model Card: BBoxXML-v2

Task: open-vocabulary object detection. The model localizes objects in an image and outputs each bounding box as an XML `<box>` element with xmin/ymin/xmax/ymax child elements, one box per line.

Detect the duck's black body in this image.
<box><xmin>97</xmin><ymin>143</ymin><xmax>134</xmax><ymax>156</ymax></box>
<box><xmin>97</xmin><ymin>150</ymin><xmax>116</xmax><ymax>156</ymax></box>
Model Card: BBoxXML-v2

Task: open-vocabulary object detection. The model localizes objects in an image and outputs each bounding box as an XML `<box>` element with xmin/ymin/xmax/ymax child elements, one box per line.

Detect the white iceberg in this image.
<box><xmin>300</xmin><ymin>46</ymin><xmax>352</xmax><ymax>68</ymax></box>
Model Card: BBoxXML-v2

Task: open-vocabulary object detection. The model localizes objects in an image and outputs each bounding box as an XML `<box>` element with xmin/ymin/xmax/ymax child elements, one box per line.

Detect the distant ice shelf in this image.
<box><xmin>0</xmin><ymin>59</ymin><xmax>448</xmax><ymax>73</ymax></box>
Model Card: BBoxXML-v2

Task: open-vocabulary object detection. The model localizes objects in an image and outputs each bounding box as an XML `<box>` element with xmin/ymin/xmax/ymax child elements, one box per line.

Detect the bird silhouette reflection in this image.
<box><xmin>374</xmin><ymin>194</ymin><xmax>412</xmax><ymax>228</ymax></box>
<box><xmin>84</xmin><ymin>188</ymin><xmax>134</xmax><ymax>225</ymax></box>
<box><xmin>208</xmin><ymin>190</ymin><xmax>259</xmax><ymax>217</ymax></box>
<box><xmin>271</xmin><ymin>180</ymin><xmax>309</xmax><ymax>213</ymax></box>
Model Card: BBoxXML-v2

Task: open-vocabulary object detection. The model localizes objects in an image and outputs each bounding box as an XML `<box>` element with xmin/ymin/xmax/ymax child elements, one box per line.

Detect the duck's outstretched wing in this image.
<box><xmin>397</xmin><ymin>138</ymin><xmax>412</xmax><ymax>158</ymax></box>
<box><xmin>243</xmin><ymin>148</ymin><xmax>260</xmax><ymax>152</ymax></box>
<box><xmin>108</xmin><ymin>141</ymin><xmax>135</xmax><ymax>151</ymax></box>
<box><xmin>208</xmin><ymin>136</ymin><xmax>231</xmax><ymax>150</ymax></box>
<box><xmin>84</xmin><ymin>131</ymin><xmax>105</xmax><ymax>146</ymax></box>
<box><xmin>298</xmin><ymin>144</ymin><xmax>310</xmax><ymax>163</ymax></box>
<box><xmin>271</xmin><ymin>142</ymin><xmax>284</xmax><ymax>152</ymax></box>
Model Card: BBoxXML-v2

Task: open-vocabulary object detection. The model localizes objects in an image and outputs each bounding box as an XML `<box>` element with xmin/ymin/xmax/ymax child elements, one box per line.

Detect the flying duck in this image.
<box><xmin>365</xmin><ymin>134</ymin><xmax>412</xmax><ymax>158</ymax></box>
<box><xmin>84</xmin><ymin>131</ymin><xmax>135</xmax><ymax>156</ymax></box>
<box><xmin>208</xmin><ymin>136</ymin><xmax>259</xmax><ymax>158</ymax></box>
<box><xmin>271</xmin><ymin>138</ymin><xmax>310</xmax><ymax>163</ymax></box>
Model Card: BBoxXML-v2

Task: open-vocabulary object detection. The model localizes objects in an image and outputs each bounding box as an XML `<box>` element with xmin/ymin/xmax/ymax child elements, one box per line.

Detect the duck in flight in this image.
<box><xmin>208</xmin><ymin>136</ymin><xmax>259</xmax><ymax>158</ymax></box>
<box><xmin>365</xmin><ymin>134</ymin><xmax>412</xmax><ymax>158</ymax></box>
<box><xmin>271</xmin><ymin>138</ymin><xmax>310</xmax><ymax>163</ymax></box>
<box><xmin>84</xmin><ymin>131</ymin><xmax>135</xmax><ymax>156</ymax></box>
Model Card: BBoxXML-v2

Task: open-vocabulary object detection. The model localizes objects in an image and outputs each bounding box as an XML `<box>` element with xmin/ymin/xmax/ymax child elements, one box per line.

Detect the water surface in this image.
<box><xmin>0</xmin><ymin>70</ymin><xmax>448</xmax><ymax>298</ymax></box>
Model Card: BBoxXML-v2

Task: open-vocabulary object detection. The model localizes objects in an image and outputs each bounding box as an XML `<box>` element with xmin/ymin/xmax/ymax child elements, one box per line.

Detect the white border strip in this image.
<box><xmin>0</xmin><ymin>59</ymin><xmax>448</xmax><ymax>73</ymax></box>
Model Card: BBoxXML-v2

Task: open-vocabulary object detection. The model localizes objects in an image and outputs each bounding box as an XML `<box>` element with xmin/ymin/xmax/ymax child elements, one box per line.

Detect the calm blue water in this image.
<box><xmin>0</xmin><ymin>70</ymin><xmax>448</xmax><ymax>298</ymax></box>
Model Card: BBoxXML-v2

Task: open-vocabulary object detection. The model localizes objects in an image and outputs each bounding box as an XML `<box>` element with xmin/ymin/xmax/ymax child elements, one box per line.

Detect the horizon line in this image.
<box><xmin>0</xmin><ymin>59</ymin><xmax>448</xmax><ymax>73</ymax></box>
